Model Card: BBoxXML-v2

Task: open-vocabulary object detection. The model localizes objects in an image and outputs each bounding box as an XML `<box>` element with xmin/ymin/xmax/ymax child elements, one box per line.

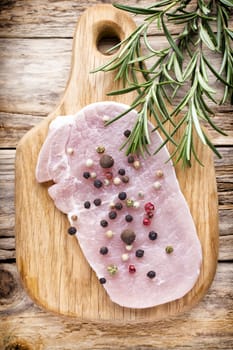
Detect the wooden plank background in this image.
<box><xmin>0</xmin><ymin>1</ymin><xmax>232</xmax><ymax>349</ymax></box>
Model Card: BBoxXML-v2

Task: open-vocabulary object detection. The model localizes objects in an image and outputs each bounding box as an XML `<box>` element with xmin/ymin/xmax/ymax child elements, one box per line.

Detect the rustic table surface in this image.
<box><xmin>0</xmin><ymin>1</ymin><xmax>232</xmax><ymax>349</ymax></box>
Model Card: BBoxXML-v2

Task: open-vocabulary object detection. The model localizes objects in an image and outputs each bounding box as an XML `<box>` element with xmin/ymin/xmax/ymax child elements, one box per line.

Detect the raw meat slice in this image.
<box><xmin>36</xmin><ymin>101</ymin><xmax>202</xmax><ymax>309</ymax></box>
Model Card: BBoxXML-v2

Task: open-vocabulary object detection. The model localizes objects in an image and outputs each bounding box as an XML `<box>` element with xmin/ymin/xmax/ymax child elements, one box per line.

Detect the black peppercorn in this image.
<box><xmin>93</xmin><ymin>198</ymin><xmax>101</xmax><ymax>206</ymax></box>
<box><xmin>94</xmin><ymin>179</ymin><xmax>103</xmax><ymax>188</ymax></box>
<box><xmin>83</xmin><ymin>171</ymin><xmax>90</xmax><ymax>179</ymax></box>
<box><xmin>136</xmin><ymin>249</ymin><xmax>144</xmax><ymax>258</ymax></box>
<box><xmin>115</xmin><ymin>202</ymin><xmax>123</xmax><ymax>210</ymax></box>
<box><xmin>121</xmin><ymin>229</ymin><xmax>136</xmax><ymax>245</ymax></box>
<box><xmin>67</xmin><ymin>226</ymin><xmax>77</xmax><ymax>235</ymax></box>
<box><xmin>118</xmin><ymin>168</ymin><xmax>126</xmax><ymax>176</ymax></box>
<box><xmin>148</xmin><ymin>231</ymin><xmax>158</xmax><ymax>240</ymax></box>
<box><xmin>99</xmin><ymin>277</ymin><xmax>106</xmax><ymax>284</ymax></box>
<box><xmin>118</xmin><ymin>192</ymin><xmax>127</xmax><ymax>200</ymax></box>
<box><xmin>100</xmin><ymin>220</ymin><xmax>108</xmax><ymax>227</ymax></box>
<box><xmin>124</xmin><ymin>129</ymin><xmax>131</xmax><ymax>137</ymax></box>
<box><xmin>99</xmin><ymin>154</ymin><xmax>114</xmax><ymax>168</ymax></box>
<box><xmin>99</xmin><ymin>246</ymin><xmax>108</xmax><ymax>255</ymax></box>
<box><xmin>125</xmin><ymin>214</ymin><xmax>133</xmax><ymax>222</ymax></box>
<box><xmin>109</xmin><ymin>211</ymin><xmax>117</xmax><ymax>220</ymax></box>
<box><xmin>84</xmin><ymin>201</ymin><xmax>91</xmax><ymax>209</ymax></box>
<box><xmin>147</xmin><ymin>271</ymin><xmax>156</xmax><ymax>279</ymax></box>
<box><xmin>127</xmin><ymin>155</ymin><xmax>135</xmax><ymax>163</ymax></box>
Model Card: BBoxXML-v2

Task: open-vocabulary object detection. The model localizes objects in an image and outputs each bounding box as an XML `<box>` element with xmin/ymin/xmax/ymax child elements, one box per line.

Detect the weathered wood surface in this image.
<box><xmin>0</xmin><ymin>0</ymin><xmax>232</xmax><ymax>349</ymax></box>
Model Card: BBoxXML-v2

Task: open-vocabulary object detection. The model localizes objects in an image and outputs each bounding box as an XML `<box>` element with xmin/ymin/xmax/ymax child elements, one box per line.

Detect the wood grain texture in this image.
<box><xmin>0</xmin><ymin>263</ymin><xmax>232</xmax><ymax>350</ymax></box>
<box><xmin>15</xmin><ymin>4</ymin><xmax>219</xmax><ymax>322</ymax></box>
<box><xmin>1</xmin><ymin>37</ymin><xmax>232</xmax><ymax>118</ymax></box>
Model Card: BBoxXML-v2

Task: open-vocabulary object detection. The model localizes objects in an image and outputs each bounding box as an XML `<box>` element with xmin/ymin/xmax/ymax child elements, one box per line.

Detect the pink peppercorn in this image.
<box><xmin>128</xmin><ymin>264</ymin><xmax>136</xmax><ymax>273</ymax></box>
<box><xmin>144</xmin><ymin>202</ymin><xmax>155</xmax><ymax>212</ymax></box>
<box><xmin>143</xmin><ymin>217</ymin><xmax>151</xmax><ymax>226</ymax></box>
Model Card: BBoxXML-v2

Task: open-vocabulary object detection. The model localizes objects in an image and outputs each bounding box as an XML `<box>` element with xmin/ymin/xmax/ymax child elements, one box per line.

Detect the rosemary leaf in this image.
<box><xmin>93</xmin><ymin>0</ymin><xmax>233</xmax><ymax>166</ymax></box>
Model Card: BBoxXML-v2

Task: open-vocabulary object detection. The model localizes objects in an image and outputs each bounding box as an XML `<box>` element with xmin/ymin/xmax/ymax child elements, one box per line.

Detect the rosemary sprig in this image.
<box><xmin>93</xmin><ymin>0</ymin><xmax>233</xmax><ymax>166</ymax></box>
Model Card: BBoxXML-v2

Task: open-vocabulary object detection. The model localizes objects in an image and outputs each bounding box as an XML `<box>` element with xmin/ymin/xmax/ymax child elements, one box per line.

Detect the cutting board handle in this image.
<box><xmin>57</xmin><ymin>4</ymin><xmax>137</xmax><ymax>116</ymax></box>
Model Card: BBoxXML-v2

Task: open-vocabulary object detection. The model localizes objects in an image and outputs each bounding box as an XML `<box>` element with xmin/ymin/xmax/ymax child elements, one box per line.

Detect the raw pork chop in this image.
<box><xmin>36</xmin><ymin>101</ymin><xmax>202</xmax><ymax>309</ymax></box>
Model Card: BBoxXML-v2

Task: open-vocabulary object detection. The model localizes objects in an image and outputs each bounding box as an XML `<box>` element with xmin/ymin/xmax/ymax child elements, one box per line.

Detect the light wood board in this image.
<box><xmin>15</xmin><ymin>4</ymin><xmax>219</xmax><ymax>322</ymax></box>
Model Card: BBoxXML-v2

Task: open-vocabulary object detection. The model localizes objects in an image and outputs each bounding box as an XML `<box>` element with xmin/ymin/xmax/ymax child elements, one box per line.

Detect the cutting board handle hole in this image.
<box><xmin>96</xmin><ymin>25</ymin><xmax>121</xmax><ymax>56</ymax></box>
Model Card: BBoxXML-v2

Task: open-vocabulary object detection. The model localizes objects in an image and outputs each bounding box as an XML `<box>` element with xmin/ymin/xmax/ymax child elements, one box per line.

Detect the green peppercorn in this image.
<box><xmin>96</xmin><ymin>146</ymin><xmax>105</xmax><ymax>154</ymax></box>
<box><xmin>107</xmin><ymin>265</ymin><xmax>118</xmax><ymax>275</ymax></box>
<box><xmin>165</xmin><ymin>246</ymin><xmax>174</xmax><ymax>254</ymax></box>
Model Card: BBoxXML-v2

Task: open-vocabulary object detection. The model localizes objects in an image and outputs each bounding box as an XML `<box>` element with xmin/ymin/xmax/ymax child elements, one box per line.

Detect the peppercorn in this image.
<box><xmin>147</xmin><ymin>211</ymin><xmax>154</xmax><ymax>218</ymax></box>
<box><xmin>107</xmin><ymin>265</ymin><xmax>118</xmax><ymax>275</ymax></box>
<box><xmin>125</xmin><ymin>214</ymin><xmax>133</xmax><ymax>222</ymax></box>
<box><xmin>148</xmin><ymin>231</ymin><xmax>158</xmax><ymax>240</ymax></box>
<box><xmin>147</xmin><ymin>271</ymin><xmax>156</xmax><ymax>279</ymax></box>
<box><xmin>121</xmin><ymin>253</ymin><xmax>129</xmax><ymax>261</ymax></box>
<box><xmin>115</xmin><ymin>202</ymin><xmax>123</xmax><ymax>210</ymax></box>
<box><xmin>105</xmin><ymin>171</ymin><xmax>113</xmax><ymax>180</ymax></box>
<box><xmin>144</xmin><ymin>202</ymin><xmax>155</xmax><ymax>212</ymax></box>
<box><xmin>143</xmin><ymin>217</ymin><xmax>151</xmax><ymax>226</ymax></box>
<box><xmin>121</xmin><ymin>229</ymin><xmax>136</xmax><ymax>245</ymax></box>
<box><xmin>165</xmin><ymin>246</ymin><xmax>174</xmax><ymax>254</ymax></box>
<box><xmin>99</xmin><ymin>154</ymin><xmax>114</xmax><ymax>168</ymax></box>
<box><xmin>118</xmin><ymin>192</ymin><xmax>127</xmax><ymax>200</ymax></box>
<box><xmin>96</xmin><ymin>146</ymin><xmax>105</xmax><ymax>154</ymax></box>
<box><xmin>128</xmin><ymin>155</ymin><xmax>135</xmax><ymax>163</ymax></box>
<box><xmin>113</xmin><ymin>177</ymin><xmax>121</xmax><ymax>185</ymax></box>
<box><xmin>93</xmin><ymin>198</ymin><xmax>101</xmax><ymax>206</ymax></box>
<box><xmin>86</xmin><ymin>159</ymin><xmax>93</xmax><ymax>167</ymax></box>
<box><xmin>118</xmin><ymin>168</ymin><xmax>126</xmax><ymax>176</ymax></box>
<box><xmin>84</xmin><ymin>201</ymin><xmax>91</xmax><ymax>209</ymax></box>
<box><xmin>121</xmin><ymin>175</ymin><xmax>129</xmax><ymax>183</ymax></box>
<box><xmin>133</xmin><ymin>160</ymin><xmax>140</xmax><ymax>169</ymax></box>
<box><xmin>153</xmin><ymin>181</ymin><xmax>161</xmax><ymax>190</ymax></box>
<box><xmin>135</xmin><ymin>249</ymin><xmax>144</xmax><ymax>258</ymax></box>
<box><xmin>99</xmin><ymin>277</ymin><xmax>106</xmax><ymax>284</ymax></box>
<box><xmin>90</xmin><ymin>172</ymin><xmax>97</xmax><ymax>179</ymax></box>
<box><xmin>105</xmin><ymin>230</ymin><xmax>114</xmax><ymax>238</ymax></box>
<box><xmin>99</xmin><ymin>246</ymin><xmax>108</xmax><ymax>255</ymax></box>
<box><xmin>100</xmin><ymin>220</ymin><xmax>108</xmax><ymax>227</ymax></box>
<box><xmin>94</xmin><ymin>179</ymin><xmax>103</xmax><ymax>188</ymax></box>
<box><xmin>109</xmin><ymin>211</ymin><xmax>117</xmax><ymax>220</ymax></box>
<box><xmin>124</xmin><ymin>129</ymin><xmax>131</xmax><ymax>137</ymax></box>
<box><xmin>83</xmin><ymin>171</ymin><xmax>90</xmax><ymax>179</ymax></box>
<box><xmin>67</xmin><ymin>226</ymin><xmax>77</xmax><ymax>235</ymax></box>
<box><xmin>126</xmin><ymin>199</ymin><xmax>134</xmax><ymax>207</ymax></box>
<box><xmin>128</xmin><ymin>264</ymin><xmax>136</xmax><ymax>273</ymax></box>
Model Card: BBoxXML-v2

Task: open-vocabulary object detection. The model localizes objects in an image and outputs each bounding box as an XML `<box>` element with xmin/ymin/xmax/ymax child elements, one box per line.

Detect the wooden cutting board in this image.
<box><xmin>15</xmin><ymin>4</ymin><xmax>219</xmax><ymax>322</ymax></box>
